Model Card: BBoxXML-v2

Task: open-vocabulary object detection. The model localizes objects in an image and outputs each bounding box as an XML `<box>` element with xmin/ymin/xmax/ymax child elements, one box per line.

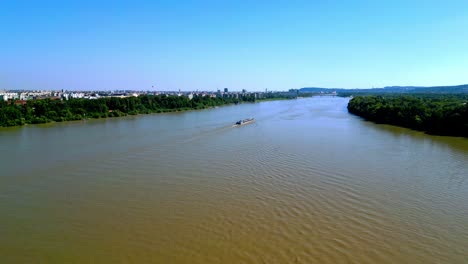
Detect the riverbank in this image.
<box><xmin>347</xmin><ymin>94</ymin><xmax>468</xmax><ymax>137</ymax></box>
<box><xmin>255</xmin><ymin>97</ymin><xmax>291</xmax><ymax>102</ymax></box>
<box><xmin>0</xmin><ymin>94</ymin><xmax>299</xmax><ymax>128</ymax></box>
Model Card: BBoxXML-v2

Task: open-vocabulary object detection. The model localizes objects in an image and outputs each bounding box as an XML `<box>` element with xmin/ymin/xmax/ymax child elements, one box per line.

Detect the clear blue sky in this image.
<box><xmin>2</xmin><ymin>0</ymin><xmax>468</xmax><ymax>91</ymax></box>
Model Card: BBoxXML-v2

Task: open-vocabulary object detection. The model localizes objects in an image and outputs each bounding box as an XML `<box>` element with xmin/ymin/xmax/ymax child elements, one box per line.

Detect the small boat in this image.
<box><xmin>235</xmin><ymin>118</ymin><xmax>255</xmax><ymax>126</ymax></box>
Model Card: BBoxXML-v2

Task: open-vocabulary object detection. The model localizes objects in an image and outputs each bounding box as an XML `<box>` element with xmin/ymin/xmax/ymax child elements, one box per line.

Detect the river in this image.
<box><xmin>1</xmin><ymin>96</ymin><xmax>467</xmax><ymax>263</ymax></box>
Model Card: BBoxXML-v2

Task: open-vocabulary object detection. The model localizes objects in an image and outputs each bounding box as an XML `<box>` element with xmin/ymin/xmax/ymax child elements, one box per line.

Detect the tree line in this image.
<box><xmin>0</xmin><ymin>93</ymin><xmax>295</xmax><ymax>127</ymax></box>
<box><xmin>347</xmin><ymin>94</ymin><xmax>468</xmax><ymax>137</ymax></box>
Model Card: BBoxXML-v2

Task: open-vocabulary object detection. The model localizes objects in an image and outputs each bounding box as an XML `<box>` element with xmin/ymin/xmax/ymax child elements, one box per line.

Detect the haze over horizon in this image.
<box><xmin>2</xmin><ymin>0</ymin><xmax>468</xmax><ymax>91</ymax></box>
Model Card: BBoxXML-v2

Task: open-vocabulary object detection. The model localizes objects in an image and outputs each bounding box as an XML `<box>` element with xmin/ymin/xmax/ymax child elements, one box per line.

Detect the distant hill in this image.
<box><xmin>299</xmin><ymin>84</ymin><xmax>468</xmax><ymax>94</ymax></box>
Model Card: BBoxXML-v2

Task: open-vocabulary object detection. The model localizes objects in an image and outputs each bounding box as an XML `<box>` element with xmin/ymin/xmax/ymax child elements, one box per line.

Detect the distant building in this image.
<box><xmin>0</xmin><ymin>92</ymin><xmax>19</xmax><ymax>101</ymax></box>
<box><xmin>224</xmin><ymin>88</ymin><xmax>228</xmax><ymax>93</ymax></box>
<box><xmin>14</xmin><ymin>100</ymin><xmax>27</xmax><ymax>105</ymax></box>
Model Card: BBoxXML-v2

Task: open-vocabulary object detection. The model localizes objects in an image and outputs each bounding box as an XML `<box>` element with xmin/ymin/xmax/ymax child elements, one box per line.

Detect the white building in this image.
<box><xmin>0</xmin><ymin>92</ymin><xmax>19</xmax><ymax>101</ymax></box>
<box><xmin>70</xmin><ymin>93</ymin><xmax>85</xmax><ymax>99</ymax></box>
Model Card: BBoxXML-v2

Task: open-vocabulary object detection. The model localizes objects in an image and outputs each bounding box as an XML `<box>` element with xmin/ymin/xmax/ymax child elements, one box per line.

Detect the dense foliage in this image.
<box><xmin>347</xmin><ymin>95</ymin><xmax>468</xmax><ymax>137</ymax></box>
<box><xmin>0</xmin><ymin>93</ymin><xmax>294</xmax><ymax>127</ymax></box>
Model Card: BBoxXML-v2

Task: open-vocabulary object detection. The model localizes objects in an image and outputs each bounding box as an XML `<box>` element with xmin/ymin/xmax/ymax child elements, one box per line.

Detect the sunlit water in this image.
<box><xmin>1</xmin><ymin>96</ymin><xmax>468</xmax><ymax>263</ymax></box>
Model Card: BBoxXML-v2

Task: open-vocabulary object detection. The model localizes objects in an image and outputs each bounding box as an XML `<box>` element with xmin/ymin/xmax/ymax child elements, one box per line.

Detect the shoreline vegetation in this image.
<box><xmin>0</xmin><ymin>93</ymin><xmax>302</xmax><ymax>128</ymax></box>
<box><xmin>347</xmin><ymin>94</ymin><xmax>468</xmax><ymax>137</ymax></box>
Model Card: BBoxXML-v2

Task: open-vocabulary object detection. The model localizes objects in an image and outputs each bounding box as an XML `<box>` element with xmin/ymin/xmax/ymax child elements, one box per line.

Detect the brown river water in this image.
<box><xmin>1</xmin><ymin>96</ymin><xmax>468</xmax><ymax>263</ymax></box>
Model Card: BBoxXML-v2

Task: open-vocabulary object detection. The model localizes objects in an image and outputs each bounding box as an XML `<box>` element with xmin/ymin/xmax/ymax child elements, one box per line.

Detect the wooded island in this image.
<box><xmin>347</xmin><ymin>94</ymin><xmax>468</xmax><ymax>137</ymax></box>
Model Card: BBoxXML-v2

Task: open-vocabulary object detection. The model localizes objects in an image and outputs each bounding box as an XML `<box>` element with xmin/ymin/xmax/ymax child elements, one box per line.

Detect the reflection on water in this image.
<box><xmin>1</xmin><ymin>96</ymin><xmax>468</xmax><ymax>263</ymax></box>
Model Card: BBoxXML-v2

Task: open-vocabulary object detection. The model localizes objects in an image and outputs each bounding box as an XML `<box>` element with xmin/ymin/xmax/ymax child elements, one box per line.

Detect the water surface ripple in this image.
<box><xmin>1</xmin><ymin>96</ymin><xmax>468</xmax><ymax>263</ymax></box>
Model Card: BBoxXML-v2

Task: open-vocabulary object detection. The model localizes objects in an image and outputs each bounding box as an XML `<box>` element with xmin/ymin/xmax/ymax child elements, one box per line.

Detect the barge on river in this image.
<box><xmin>234</xmin><ymin>118</ymin><xmax>255</xmax><ymax>126</ymax></box>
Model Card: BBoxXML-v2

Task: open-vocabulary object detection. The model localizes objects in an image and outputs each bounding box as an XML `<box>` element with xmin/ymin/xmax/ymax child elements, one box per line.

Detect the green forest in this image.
<box><xmin>0</xmin><ymin>93</ymin><xmax>295</xmax><ymax>127</ymax></box>
<box><xmin>347</xmin><ymin>94</ymin><xmax>468</xmax><ymax>137</ymax></box>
